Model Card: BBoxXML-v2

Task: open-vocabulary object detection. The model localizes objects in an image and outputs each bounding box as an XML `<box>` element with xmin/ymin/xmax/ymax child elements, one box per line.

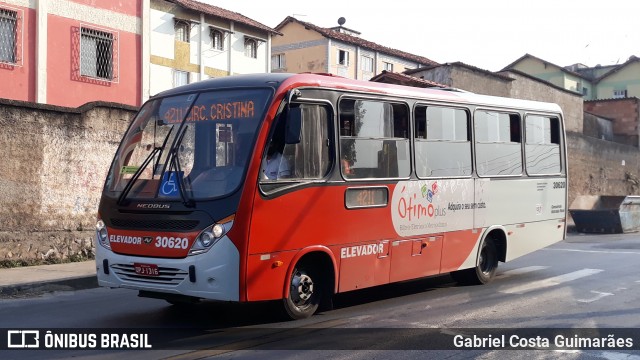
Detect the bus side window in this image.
<box><xmin>475</xmin><ymin>111</ymin><xmax>522</xmax><ymax>176</ymax></box>
<box><xmin>414</xmin><ymin>105</ymin><xmax>471</xmax><ymax>178</ymax></box>
<box><xmin>524</xmin><ymin>115</ymin><xmax>562</xmax><ymax>175</ymax></box>
<box><xmin>261</xmin><ymin>103</ymin><xmax>332</xmax><ymax>184</ymax></box>
<box><xmin>339</xmin><ymin>99</ymin><xmax>410</xmax><ymax>179</ymax></box>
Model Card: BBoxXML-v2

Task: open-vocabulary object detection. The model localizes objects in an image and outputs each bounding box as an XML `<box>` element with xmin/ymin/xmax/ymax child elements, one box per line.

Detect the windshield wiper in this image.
<box><xmin>117</xmin><ymin>146</ymin><xmax>161</xmax><ymax>206</ymax></box>
<box><xmin>117</xmin><ymin>127</ymin><xmax>175</xmax><ymax>206</ymax></box>
<box><xmin>166</xmin><ymin>127</ymin><xmax>195</xmax><ymax>208</ymax></box>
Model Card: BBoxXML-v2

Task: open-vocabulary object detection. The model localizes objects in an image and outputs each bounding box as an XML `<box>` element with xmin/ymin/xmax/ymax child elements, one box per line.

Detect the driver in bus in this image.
<box><xmin>262</xmin><ymin>141</ymin><xmax>291</xmax><ymax>180</ymax></box>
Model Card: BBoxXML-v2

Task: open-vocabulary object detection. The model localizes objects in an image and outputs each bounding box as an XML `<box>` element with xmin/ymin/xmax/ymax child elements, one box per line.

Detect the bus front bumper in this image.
<box><xmin>95</xmin><ymin>236</ymin><xmax>240</xmax><ymax>301</ymax></box>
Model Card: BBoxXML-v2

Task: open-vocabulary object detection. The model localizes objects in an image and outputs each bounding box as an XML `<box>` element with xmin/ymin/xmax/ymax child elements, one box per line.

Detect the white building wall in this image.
<box><xmin>149</xmin><ymin>63</ymin><xmax>173</xmax><ymax>96</ymax></box>
<box><xmin>202</xmin><ymin>40</ymin><xmax>229</xmax><ymax>72</ymax></box>
<box><xmin>229</xmin><ymin>32</ymin><xmax>267</xmax><ymax>74</ymax></box>
<box><xmin>149</xmin><ymin>4</ymin><xmax>271</xmax><ymax>92</ymax></box>
<box><xmin>150</xmin><ymin>8</ymin><xmax>174</xmax><ymax>59</ymax></box>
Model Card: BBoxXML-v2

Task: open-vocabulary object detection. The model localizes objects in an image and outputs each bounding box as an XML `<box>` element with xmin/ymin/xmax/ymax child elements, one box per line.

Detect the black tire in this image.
<box><xmin>451</xmin><ymin>238</ymin><xmax>498</xmax><ymax>285</ymax></box>
<box><xmin>283</xmin><ymin>263</ymin><xmax>321</xmax><ymax>320</ymax></box>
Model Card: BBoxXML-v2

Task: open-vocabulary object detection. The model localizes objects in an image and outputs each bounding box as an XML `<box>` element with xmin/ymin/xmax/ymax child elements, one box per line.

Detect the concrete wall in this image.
<box><xmin>583</xmin><ymin>112</ymin><xmax>614</xmax><ymax>141</ymax></box>
<box><xmin>409</xmin><ymin>65</ymin><xmax>511</xmax><ymax>96</ymax></box>
<box><xmin>451</xmin><ymin>67</ymin><xmax>511</xmax><ymax>97</ymax></box>
<box><xmin>503</xmin><ymin>71</ymin><xmax>584</xmax><ymax>134</ymax></box>
<box><xmin>584</xmin><ymin>98</ymin><xmax>640</xmax><ymax>148</ymax></box>
<box><xmin>567</xmin><ymin>131</ymin><xmax>640</xmax><ymax>207</ymax></box>
<box><xmin>0</xmin><ymin>99</ymin><xmax>136</xmax><ymax>264</ymax></box>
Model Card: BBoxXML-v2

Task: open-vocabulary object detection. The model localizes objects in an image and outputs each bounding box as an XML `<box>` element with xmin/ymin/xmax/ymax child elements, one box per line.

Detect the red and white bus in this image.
<box><xmin>96</xmin><ymin>73</ymin><xmax>567</xmax><ymax>319</ymax></box>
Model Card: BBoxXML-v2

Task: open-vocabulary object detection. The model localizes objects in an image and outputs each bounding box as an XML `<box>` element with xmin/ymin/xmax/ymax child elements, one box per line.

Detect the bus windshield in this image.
<box><xmin>105</xmin><ymin>88</ymin><xmax>271</xmax><ymax>201</ymax></box>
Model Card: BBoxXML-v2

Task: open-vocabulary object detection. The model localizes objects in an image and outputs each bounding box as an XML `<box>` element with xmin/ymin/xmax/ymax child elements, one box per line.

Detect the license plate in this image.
<box><xmin>134</xmin><ymin>263</ymin><xmax>159</xmax><ymax>276</ymax></box>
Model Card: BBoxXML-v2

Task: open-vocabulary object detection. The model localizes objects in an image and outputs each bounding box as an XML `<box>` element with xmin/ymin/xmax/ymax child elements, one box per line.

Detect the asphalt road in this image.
<box><xmin>2</xmin><ymin>232</ymin><xmax>640</xmax><ymax>359</ymax></box>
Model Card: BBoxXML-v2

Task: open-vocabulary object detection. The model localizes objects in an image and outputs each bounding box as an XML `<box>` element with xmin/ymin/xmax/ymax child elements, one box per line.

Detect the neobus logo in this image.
<box><xmin>136</xmin><ymin>203</ymin><xmax>171</xmax><ymax>209</ymax></box>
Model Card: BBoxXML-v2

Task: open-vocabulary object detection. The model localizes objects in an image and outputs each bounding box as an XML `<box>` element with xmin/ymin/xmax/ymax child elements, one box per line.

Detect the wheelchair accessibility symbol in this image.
<box><xmin>160</xmin><ymin>171</ymin><xmax>183</xmax><ymax>197</ymax></box>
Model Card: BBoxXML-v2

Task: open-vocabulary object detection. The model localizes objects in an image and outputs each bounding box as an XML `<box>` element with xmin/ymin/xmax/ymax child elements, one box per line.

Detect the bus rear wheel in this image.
<box><xmin>283</xmin><ymin>263</ymin><xmax>321</xmax><ymax>320</ymax></box>
<box><xmin>451</xmin><ymin>238</ymin><xmax>498</xmax><ymax>285</ymax></box>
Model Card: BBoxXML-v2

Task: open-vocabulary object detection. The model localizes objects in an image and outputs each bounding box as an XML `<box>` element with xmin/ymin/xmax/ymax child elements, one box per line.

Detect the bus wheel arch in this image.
<box><xmin>452</xmin><ymin>228</ymin><xmax>505</xmax><ymax>285</ymax></box>
<box><xmin>282</xmin><ymin>248</ymin><xmax>336</xmax><ymax>320</ymax></box>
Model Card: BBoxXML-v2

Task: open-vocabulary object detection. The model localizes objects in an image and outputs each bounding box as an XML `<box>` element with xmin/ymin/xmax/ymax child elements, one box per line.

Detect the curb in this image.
<box><xmin>0</xmin><ymin>276</ymin><xmax>98</xmax><ymax>298</ymax></box>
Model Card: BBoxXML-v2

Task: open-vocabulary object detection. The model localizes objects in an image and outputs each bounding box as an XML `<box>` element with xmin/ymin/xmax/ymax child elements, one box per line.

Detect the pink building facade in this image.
<box><xmin>0</xmin><ymin>0</ymin><xmax>141</xmax><ymax>107</ymax></box>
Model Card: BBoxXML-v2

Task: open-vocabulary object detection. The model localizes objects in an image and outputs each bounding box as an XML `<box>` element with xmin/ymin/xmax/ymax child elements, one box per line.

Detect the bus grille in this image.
<box><xmin>110</xmin><ymin>264</ymin><xmax>188</xmax><ymax>286</ymax></box>
<box><xmin>110</xmin><ymin>218</ymin><xmax>200</xmax><ymax>231</ymax></box>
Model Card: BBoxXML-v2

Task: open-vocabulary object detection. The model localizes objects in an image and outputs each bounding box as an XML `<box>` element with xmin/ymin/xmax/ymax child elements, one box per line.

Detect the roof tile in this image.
<box><xmin>169</xmin><ymin>0</ymin><xmax>281</xmax><ymax>35</ymax></box>
<box><xmin>275</xmin><ymin>16</ymin><xmax>438</xmax><ymax>67</ymax></box>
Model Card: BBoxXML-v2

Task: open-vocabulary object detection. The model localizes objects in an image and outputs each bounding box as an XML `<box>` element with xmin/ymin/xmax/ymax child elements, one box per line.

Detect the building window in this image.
<box><xmin>271</xmin><ymin>54</ymin><xmax>286</xmax><ymax>70</ymax></box>
<box><xmin>337</xmin><ymin>49</ymin><xmax>349</xmax><ymax>66</ymax></box>
<box><xmin>361</xmin><ymin>56</ymin><xmax>373</xmax><ymax>72</ymax></box>
<box><xmin>173</xmin><ymin>70</ymin><xmax>189</xmax><ymax>87</ymax></box>
<box><xmin>175</xmin><ymin>20</ymin><xmax>190</xmax><ymax>43</ymax></box>
<box><xmin>80</xmin><ymin>27</ymin><xmax>114</xmax><ymax>80</ymax></box>
<box><xmin>0</xmin><ymin>8</ymin><xmax>17</xmax><ymax>64</ymax></box>
<box><xmin>211</xmin><ymin>29</ymin><xmax>224</xmax><ymax>50</ymax></box>
<box><xmin>383</xmin><ymin>61</ymin><xmax>393</xmax><ymax>72</ymax></box>
<box><xmin>613</xmin><ymin>89</ymin><xmax>627</xmax><ymax>99</ymax></box>
<box><xmin>244</xmin><ymin>38</ymin><xmax>257</xmax><ymax>58</ymax></box>
<box><xmin>582</xmin><ymin>87</ymin><xmax>588</xmax><ymax>96</ymax></box>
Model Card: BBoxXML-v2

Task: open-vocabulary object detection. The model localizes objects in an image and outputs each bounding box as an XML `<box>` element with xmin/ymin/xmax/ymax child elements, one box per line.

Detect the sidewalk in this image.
<box><xmin>0</xmin><ymin>260</ymin><xmax>97</xmax><ymax>297</ymax></box>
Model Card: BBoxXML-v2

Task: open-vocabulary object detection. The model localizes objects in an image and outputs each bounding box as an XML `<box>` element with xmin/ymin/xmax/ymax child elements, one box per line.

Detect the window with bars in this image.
<box><xmin>0</xmin><ymin>8</ymin><xmax>17</xmax><ymax>64</ymax></box>
<box><xmin>244</xmin><ymin>38</ymin><xmax>257</xmax><ymax>58</ymax></box>
<box><xmin>80</xmin><ymin>27</ymin><xmax>114</xmax><ymax>80</ymax></box>
<box><xmin>211</xmin><ymin>29</ymin><xmax>224</xmax><ymax>50</ymax></box>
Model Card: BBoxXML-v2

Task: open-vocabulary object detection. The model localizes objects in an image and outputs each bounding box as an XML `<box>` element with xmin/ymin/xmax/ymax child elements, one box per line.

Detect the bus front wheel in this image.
<box><xmin>283</xmin><ymin>263</ymin><xmax>321</xmax><ymax>320</ymax></box>
<box><xmin>451</xmin><ymin>238</ymin><xmax>498</xmax><ymax>285</ymax></box>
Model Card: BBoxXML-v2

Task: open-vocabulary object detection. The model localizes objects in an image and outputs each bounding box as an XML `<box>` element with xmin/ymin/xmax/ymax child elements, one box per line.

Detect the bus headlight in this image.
<box><xmin>190</xmin><ymin>220</ymin><xmax>233</xmax><ymax>255</ymax></box>
<box><xmin>212</xmin><ymin>224</ymin><xmax>224</xmax><ymax>238</ymax></box>
<box><xmin>200</xmin><ymin>231</ymin><xmax>216</xmax><ymax>247</ymax></box>
<box><xmin>96</xmin><ymin>220</ymin><xmax>111</xmax><ymax>249</ymax></box>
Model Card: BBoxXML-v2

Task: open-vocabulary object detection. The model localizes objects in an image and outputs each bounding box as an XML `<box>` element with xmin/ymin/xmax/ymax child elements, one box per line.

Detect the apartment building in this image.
<box><xmin>271</xmin><ymin>16</ymin><xmax>438</xmax><ymax>80</ymax></box>
<box><xmin>147</xmin><ymin>0</ymin><xmax>279</xmax><ymax>99</ymax></box>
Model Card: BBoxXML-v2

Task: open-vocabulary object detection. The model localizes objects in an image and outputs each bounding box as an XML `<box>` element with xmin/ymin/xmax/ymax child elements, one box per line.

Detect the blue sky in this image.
<box><xmin>203</xmin><ymin>0</ymin><xmax>639</xmax><ymax>71</ymax></box>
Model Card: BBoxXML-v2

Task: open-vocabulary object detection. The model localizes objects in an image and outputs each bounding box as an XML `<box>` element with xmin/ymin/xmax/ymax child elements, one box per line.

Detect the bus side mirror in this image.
<box><xmin>285</xmin><ymin>107</ymin><xmax>302</xmax><ymax>144</ymax></box>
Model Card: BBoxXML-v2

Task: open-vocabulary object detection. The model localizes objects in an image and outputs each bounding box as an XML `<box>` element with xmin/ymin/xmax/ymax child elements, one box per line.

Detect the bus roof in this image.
<box><xmin>154</xmin><ymin>73</ymin><xmax>562</xmax><ymax>114</ymax></box>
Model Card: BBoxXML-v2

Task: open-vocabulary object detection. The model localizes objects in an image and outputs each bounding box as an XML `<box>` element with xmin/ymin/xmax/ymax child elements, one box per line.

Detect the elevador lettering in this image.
<box><xmin>109</xmin><ymin>235</ymin><xmax>142</xmax><ymax>245</ymax></box>
<box><xmin>341</xmin><ymin>244</ymin><xmax>384</xmax><ymax>259</ymax></box>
